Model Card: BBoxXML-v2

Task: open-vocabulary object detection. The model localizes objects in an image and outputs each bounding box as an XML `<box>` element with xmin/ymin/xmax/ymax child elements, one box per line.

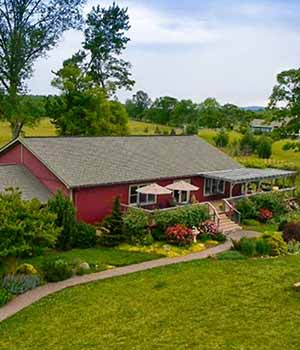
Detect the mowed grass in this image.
<box><xmin>0</xmin><ymin>119</ymin><xmax>176</xmax><ymax>147</ymax></box>
<box><xmin>1</xmin><ymin>256</ymin><xmax>300</xmax><ymax>349</ymax></box>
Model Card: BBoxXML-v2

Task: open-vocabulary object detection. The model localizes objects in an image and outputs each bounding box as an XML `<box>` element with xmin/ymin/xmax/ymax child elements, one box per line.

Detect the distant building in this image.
<box><xmin>250</xmin><ymin>119</ymin><xmax>282</xmax><ymax>133</ymax></box>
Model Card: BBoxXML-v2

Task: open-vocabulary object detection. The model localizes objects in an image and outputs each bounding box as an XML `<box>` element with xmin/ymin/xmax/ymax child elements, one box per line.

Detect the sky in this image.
<box><xmin>28</xmin><ymin>0</ymin><xmax>300</xmax><ymax>107</ymax></box>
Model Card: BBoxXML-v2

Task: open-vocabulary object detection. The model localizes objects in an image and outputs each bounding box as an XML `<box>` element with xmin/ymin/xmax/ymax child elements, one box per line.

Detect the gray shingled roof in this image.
<box><xmin>20</xmin><ymin>136</ymin><xmax>242</xmax><ymax>188</ymax></box>
<box><xmin>201</xmin><ymin>168</ymin><xmax>296</xmax><ymax>183</ymax></box>
<box><xmin>0</xmin><ymin>165</ymin><xmax>52</xmax><ymax>202</ymax></box>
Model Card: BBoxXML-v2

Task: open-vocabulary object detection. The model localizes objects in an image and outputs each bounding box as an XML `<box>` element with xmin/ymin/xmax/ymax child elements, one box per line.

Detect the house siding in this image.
<box><xmin>74</xmin><ymin>177</ymin><xmax>242</xmax><ymax>224</ymax></box>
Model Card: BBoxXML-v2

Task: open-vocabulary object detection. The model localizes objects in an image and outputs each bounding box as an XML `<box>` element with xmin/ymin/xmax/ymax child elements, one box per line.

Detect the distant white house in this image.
<box><xmin>250</xmin><ymin>119</ymin><xmax>282</xmax><ymax>133</ymax></box>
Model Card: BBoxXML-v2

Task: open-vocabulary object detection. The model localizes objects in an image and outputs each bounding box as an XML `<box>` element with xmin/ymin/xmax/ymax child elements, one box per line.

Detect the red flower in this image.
<box><xmin>165</xmin><ymin>224</ymin><xmax>193</xmax><ymax>246</ymax></box>
<box><xmin>259</xmin><ymin>208</ymin><xmax>273</xmax><ymax>222</ymax></box>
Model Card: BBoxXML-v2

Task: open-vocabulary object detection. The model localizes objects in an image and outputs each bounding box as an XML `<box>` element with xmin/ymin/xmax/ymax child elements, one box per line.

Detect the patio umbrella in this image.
<box><xmin>136</xmin><ymin>183</ymin><xmax>172</xmax><ymax>195</ymax></box>
<box><xmin>166</xmin><ymin>180</ymin><xmax>199</xmax><ymax>192</ymax></box>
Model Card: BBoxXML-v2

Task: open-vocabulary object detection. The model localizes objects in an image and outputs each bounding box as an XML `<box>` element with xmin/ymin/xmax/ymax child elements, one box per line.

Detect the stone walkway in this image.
<box><xmin>0</xmin><ymin>230</ymin><xmax>259</xmax><ymax>323</ymax></box>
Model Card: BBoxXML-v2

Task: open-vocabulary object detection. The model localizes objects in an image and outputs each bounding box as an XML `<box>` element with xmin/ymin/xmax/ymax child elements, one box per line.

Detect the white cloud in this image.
<box><xmin>28</xmin><ymin>0</ymin><xmax>300</xmax><ymax>106</ymax></box>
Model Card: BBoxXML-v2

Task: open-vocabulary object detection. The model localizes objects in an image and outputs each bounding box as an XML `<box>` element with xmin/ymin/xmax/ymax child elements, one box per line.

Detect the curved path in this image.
<box><xmin>0</xmin><ymin>230</ymin><xmax>259</xmax><ymax>323</ymax></box>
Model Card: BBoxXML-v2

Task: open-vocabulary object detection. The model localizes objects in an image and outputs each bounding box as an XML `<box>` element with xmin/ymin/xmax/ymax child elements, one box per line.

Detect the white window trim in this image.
<box><xmin>172</xmin><ymin>179</ymin><xmax>191</xmax><ymax>204</ymax></box>
<box><xmin>204</xmin><ymin>178</ymin><xmax>225</xmax><ymax>197</ymax></box>
<box><xmin>128</xmin><ymin>184</ymin><xmax>157</xmax><ymax>206</ymax></box>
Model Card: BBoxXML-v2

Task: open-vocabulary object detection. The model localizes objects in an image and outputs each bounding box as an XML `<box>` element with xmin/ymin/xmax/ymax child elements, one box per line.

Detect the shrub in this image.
<box><xmin>0</xmin><ymin>189</ymin><xmax>60</xmax><ymax>264</ymax></box>
<box><xmin>252</xmin><ymin>193</ymin><xmax>287</xmax><ymax>216</ymax></box>
<box><xmin>287</xmin><ymin>240</ymin><xmax>300</xmax><ymax>255</ymax></box>
<box><xmin>123</xmin><ymin>208</ymin><xmax>150</xmax><ymax>245</ymax></box>
<box><xmin>3</xmin><ymin>274</ymin><xmax>41</xmax><ymax>295</ymax></box>
<box><xmin>100</xmin><ymin>197</ymin><xmax>124</xmax><ymax>247</ymax></box>
<box><xmin>185</xmin><ymin>123</ymin><xmax>198</xmax><ymax>135</ymax></box>
<box><xmin>73</xmin><ymin>222</ymin><xmax>97</xmax><ymax>249</ymax></box>
<box><xmin>255</xmin><ymin>238</ymin><xmax>272</xmax><ymax>256</ymax></box>
<box><xmin>217</xmin><ymin>251</ymin><xmax>247</xmax><ymax>260</ymax></box>
<box><xmin>48</xmin><ymin>191</ymin><xmax>77</xmax><ymax>251</ymax></box>
<box><xmin>238</xmin><ymin>237</ymin><xmax>257</xmax><ymax>257</ymax></box>
<box><xmin>166</xmin><ymin>225</ymin><xmax>193</xmax><ymax>246</ymax></box>
<box><xmin>153</xmin><ymin>205</ymin><xmax>210</xmax><ymax>241</ymax></box>
<box><xmin>239</xmin><ymin>130</ymin><xmax>257</xmax><ymax>155</ymax></box>
<box><xmin>236</xmin><ymin>198</ymin><xmax>257</xmax><ymax>221</ymax></box>
<box><xmin>199</xmin><ymin>220</ymin><xmax>218</xmax><ymax>235</ymax></box>
<box><xmin>214</xmin><ymin>233</ymin><xmax>227</xmax><ymax>243</ymax></box>
<box><xmin>261</xmin><ymin>232</ymin><xmax>288</xmax><ymax>256</ymax></box>
<box><xmin>214</xmin><ymin>130</ymin><xmax>229</xmax><ymax>148</ymax></box>
<box><xmin>42</xmin><ymin>259</ymin><xmax>73</xmax><ymax>282</ymax></box>
<box><xmin>283</xmin><ymin>222</ymin><xmax>300</xmax><ymax>242</ymax></box>
<box><xmin>16</xmin><ymin>263</ymin><xmax>38</xmax><ymax>275</ymax></box>
<box><xmin>257</xmin><ymin>137</ymin><xmax>272</xmax><ymax>159</ymax></box>
<box><xmin>278</xmin><ymin>218</ymin><xmax>288</xmax><ymax>232</ymax></box>
<box><xmin>259</xmin><ymin>208</ymin><xmax>273</xmax><ymax>223</ymax></box>
<box><xmin>0</xmin><ymin>288</ymin><xmax>12</xmax><ymax>307</ymax></box>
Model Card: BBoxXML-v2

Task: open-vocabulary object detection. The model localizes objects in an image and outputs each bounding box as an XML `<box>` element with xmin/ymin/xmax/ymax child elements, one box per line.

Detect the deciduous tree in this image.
<box><xmin>0</xmin><ymin>0</ymin><xmax>85</xmax><ymax>138</ymax></box>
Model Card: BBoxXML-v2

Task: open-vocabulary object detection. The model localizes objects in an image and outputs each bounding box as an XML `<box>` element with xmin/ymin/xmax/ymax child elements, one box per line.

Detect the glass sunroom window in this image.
<box><xmin>204</xmin><ymin>179</ymin><xmax>225</xmax><ymax>196</ymax></box>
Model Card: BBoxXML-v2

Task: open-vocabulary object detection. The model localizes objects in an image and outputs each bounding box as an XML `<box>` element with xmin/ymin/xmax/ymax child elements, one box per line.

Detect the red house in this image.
<box><xmin>0</xmin><ymin>136</ymin><xmax>295</xmax><ymax>226</ymax></box>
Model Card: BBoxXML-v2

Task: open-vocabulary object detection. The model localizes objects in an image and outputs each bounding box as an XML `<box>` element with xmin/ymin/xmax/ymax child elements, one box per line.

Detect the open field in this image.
<box><xmin>199</xmin><ymin>128</ymin><xmax>300</xmax><ymax>168</ymax></box>
<box><xmin>1</xmin><ymin>256</ymin><xmax>300</xmax><ymax>349</ymax></box>
<box><xmin>0</xmin><ymin>120</ymin><xmax>176</xmax><ymax>147</ymax></box>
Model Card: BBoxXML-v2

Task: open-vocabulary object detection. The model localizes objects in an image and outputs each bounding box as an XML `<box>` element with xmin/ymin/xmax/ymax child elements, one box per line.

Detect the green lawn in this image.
<box><xmin>1</xmin><ymin>256</ymin><xmax>300</xmax><ymax>349</ymax></box>
<box><xmin>25</xmin><ymin>247</ymin><xmax>162</xmax><ymax>271</ymax></box>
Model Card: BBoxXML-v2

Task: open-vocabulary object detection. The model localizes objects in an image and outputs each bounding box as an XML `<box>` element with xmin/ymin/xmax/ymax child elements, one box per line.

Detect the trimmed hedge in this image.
<box><xmin>152</xmin><ymin>205</ymin><xmax>210</xmax><ymax>241</ymax></box>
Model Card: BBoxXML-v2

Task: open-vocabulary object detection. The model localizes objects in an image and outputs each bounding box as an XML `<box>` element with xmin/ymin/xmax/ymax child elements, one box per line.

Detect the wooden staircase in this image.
<box><xmin>218</xmin><ymin>212</ymin><xmax>242</xmax><ymax>234</ymax></box>
<box><xmin>209</xmin><ymin>200</ymin><xmax>242</xmax><ymax>234</ymax></box>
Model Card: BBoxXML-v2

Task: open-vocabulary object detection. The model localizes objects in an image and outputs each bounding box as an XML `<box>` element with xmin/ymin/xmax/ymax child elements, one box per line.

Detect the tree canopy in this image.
<box><xmin>269</xmin><ymin>68</ymin><xmax>300</xmax><ymax>135</ymax></box>
<box><xmin>0</xmin><ymin>0</ymin><xmax>86</xmax><ymax>138</ymax></box>
<box><xmin>47</xmin><ymin>57</ymin><xmax>129</xmax><ymax>136</ymax></box>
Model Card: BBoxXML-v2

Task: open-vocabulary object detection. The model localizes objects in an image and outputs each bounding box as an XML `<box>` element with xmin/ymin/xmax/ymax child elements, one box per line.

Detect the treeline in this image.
<box><xmin>125</xmin><ymin>91</ymin><xmax>270</xmax><ymax>130</ymax></box>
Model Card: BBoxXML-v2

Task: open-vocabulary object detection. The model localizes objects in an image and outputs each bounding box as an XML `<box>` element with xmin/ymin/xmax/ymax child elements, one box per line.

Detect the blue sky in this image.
<box><xmin>28</xmin><ymin>0</ymin><xmax>300</xmax><ymax>106</ymax></box>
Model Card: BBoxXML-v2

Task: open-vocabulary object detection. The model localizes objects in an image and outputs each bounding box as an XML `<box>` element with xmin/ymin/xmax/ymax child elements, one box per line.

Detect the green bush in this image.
<box><xmin>48</xmin><ymin>191</ymin><xmax>77</xmax><ymax>251</ymax></box>
<box><xmin>2</xmin><ymin>274</ymin><xmax>42</xmax><ymax>295</ymax></box>
<box><xmin>236</xmin><ymin>198</ymin><xmax>257</xmax><ymax>221</ymax></box>
<box><xmin>261</xmin><ymin>232</ymin><xmax>288</xmax><ymax>256</ymax></box>
<box><xmin>257</xmin><ymin>137</ymin><xmax>272</xmax><ymax>159</ymax></box>
<box><xmin>73</xmin><ymin>222</ymin><xmax>97</xmax><ymax>248</ymax></box>
<box><xmin>100</xmin><ymin>197</ymin><xmax>125</xmax><ymax>247</ymax></box>
<box><xmin>0</xmin><ymin>189</ymin><xmax>60</xmax><ymax>265</ymax></box>
<box><xmin>123</xmin><ymin>208</ymin><xmax>151</xmax><ymax>245</ymax></box>
<box><xmin>42</xmin><ymin>259</ymin><xmax>73</xmax><ymax>282</ymax></box>
<box><xmin>152</xmin><ymin>205</ymin><xmax>210</xmax><ymax>240</ymax></box>
<box><xmin>239</xmin><ymin>130</ymin><xmax>257</xmax><ymax>155</ymax></box>
<box><xmin>214</xmin><ymin>129</ymin><xmax>229</xmax><ymax>148</ymax></box>
<box><xmin>239</xmin><ymin>237</ymin><xmax>257</xmax><ymax>257</ymax></box>
<box><xmin>287</xmin><ymin>240</ymin><xmax>300</xmax><ymax>255</ymax></box>
<box><xmin>251</xmin><ymin>193</ymin><xmax>287</xmax><ymax>217</ymax></box>
<box><xmin>255</xmin><ymin>238</ymin><xmax>272</xmax><ymax>256</ymax></box>
<box><xmin>236</xmin><ymin>193</ymin><xmax>287</xmax><ymax>221</ymax></box>
<box><xmin>0</xmin><ymin>288</ymin><xmax>12</xmax><ymax>307</ymax></box>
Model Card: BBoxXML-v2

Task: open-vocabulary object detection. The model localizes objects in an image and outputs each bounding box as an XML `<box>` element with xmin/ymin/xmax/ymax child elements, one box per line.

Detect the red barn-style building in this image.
<box><xmin>0</xmin><ymin>136</ymin><xmax>295</xmax><ymax>224</ymax></box>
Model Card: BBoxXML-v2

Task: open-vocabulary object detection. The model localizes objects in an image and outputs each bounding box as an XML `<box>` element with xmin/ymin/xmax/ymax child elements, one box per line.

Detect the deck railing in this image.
<box><xmin>223</xmin><ymin>199</ymin><xmax>241</xmax><ymax>225</ymax></box>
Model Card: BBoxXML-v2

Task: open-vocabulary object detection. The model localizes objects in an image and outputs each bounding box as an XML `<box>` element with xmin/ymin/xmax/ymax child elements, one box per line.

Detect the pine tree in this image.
<box><xmin>101</xmin><ymin>197</ymin><xmax>124</xmax><ymax>246</ymax></box>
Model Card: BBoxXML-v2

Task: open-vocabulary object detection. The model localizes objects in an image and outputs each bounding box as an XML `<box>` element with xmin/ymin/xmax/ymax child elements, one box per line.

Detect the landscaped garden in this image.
<box><xmin>0</xmin><ymin>190</ymin><xmax>224</xmax><ymax>308</ymax></box>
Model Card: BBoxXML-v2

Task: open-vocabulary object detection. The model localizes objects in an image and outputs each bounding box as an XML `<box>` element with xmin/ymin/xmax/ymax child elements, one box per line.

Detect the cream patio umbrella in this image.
<box><xmin>165</xmin><ymin>180</ymin><xmax>199</xmax><ymax>192</ymax></box>
<box><xmin>136</xmin><ymin>183</ymin><xmax>172</xmax><ymax>206</ymax></box>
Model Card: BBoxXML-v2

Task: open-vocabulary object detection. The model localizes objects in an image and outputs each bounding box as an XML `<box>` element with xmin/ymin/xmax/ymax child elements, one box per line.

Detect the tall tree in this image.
<box><xmin>125</xmin><ymin>90</ymin><xmax>152</xmax><ymax>120</ymax></box>
<box><xmin>198</xmin><ymin>98</ymin><xmax>223</xmax><ymax>128</ymax></box>
<box><xmin>0</xmin><ymin>0</ymin><xmax>86</xmax><ymax>138</ymax></box>
<box><xmin>83</xmin><ymin>2</ymin><xmax>134</xmax><ymax>93</ymax></box>
<box><xmin>47</xmin><ymin>57</ymin><xmax>128</xmax><ymax>136</ymax></box>
<box><xmin>269</xmin><ymin>68</ymin><xmax>300</xmax><ymax>134</ymax></box>
<box><xmin>172</xmin><ymin>99</ymin><xmax>199</xmax><ymax>126</ymax></box>
<box><xmin>147</xmin><ymin>96</ymin><xmax>178</xmax><ymax>124</ymax></box>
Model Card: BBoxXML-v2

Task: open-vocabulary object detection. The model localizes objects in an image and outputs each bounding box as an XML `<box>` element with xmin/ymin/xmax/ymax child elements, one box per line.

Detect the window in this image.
<box><xmin>129</xmin><ymin>184</ymin><xmax>156</xmax><ymax>205</ymax></box>
<box><xmin>204</xmin><ymin>178</ymin><xmax>225</xmax><ymax>196</ymax></box>
<box><xmin>172</xmin><ymin>179</ymin><xmax>191</xmax><ymax>204</ymax></box>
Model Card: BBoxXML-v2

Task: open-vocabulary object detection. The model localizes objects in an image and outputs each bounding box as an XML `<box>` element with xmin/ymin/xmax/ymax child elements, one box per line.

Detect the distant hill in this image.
<box><xmin>242</xmin><ymin>106</ymin><xmax>265</xmax><ymax>112</ymax></box>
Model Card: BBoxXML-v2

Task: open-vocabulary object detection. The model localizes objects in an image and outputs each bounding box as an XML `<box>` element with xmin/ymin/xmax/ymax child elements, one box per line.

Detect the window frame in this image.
<box><xmin>128</xmin><ymin>184</ymin><xmax>157</xmax><ymax>206</ymax></box>
<box><xmin>204</xmin><ymin>178</ymin><xmax>225</xmax><ymax>196</ymax></box>
<box><xmin>172</xmin><ymin>179</ymin><xmax>191</xmax><ymax>204</ymax></box>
